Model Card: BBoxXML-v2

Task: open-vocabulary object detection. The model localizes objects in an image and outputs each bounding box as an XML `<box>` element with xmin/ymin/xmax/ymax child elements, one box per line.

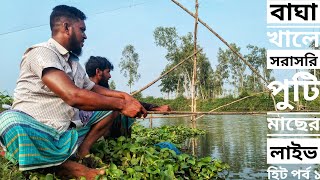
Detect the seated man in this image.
<box><xmin>85</xmin><ymin>56</ymin><xmax>171</xmax><ymax>138</ymax></box>
<box><xmin>85</xmin><ymin>56</ymin><xmax>171</xmax><ymax>112</ymax></box>
<box><xmin>0</xmin><ymin>5</ymin><xmax>146</xmax><ymax>179</ymax></box>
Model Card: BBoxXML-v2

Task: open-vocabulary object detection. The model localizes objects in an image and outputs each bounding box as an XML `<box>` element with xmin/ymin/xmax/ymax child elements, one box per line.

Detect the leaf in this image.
<box><xmin>134</xmin><ymin>165</ymin><xmax>143</xmax><ymax>172</ymax></box>
<box><xmin>180</xmin><ymin>162</ymin><xmax>189</xmax><ymax>169</ymax></box>
<box><xmin>146</xmin><ymin>167</ymin><xmax>152</xmax><ymax>174</ymax></box>
<box><xmin>110</xmin><ymin>163</ymin><xmax>117</xmax><ymax>170</ymax></box>
<box><xmin>130</xmin><ymin>158</ymin><xmax>139</xmax><ymax>165</ymax></box>
<box><xmin>94</xmin><ymin>175</ymin><xmax>101</xmax><ymax>180</ymax></box>
<box><xmin>214</xmin><ymin>161</ymin><xmax>222</xmax><ymax>168</ymax></box>
<box><xmin>45</xmin><ymin>174</ymin><xmax>54</xmax><ymax>180</ymax></box>
<box><xmin>126</xmin><ymin>151</ymin><xmax>131</xmax><ymax>160</ymax></box>
<box><xmin>101</xmin><ymin>176</ymin><xmax>108</xmax><ymax>180</ymax></box>
<box><xmin>152</xmin><ymin>168</ymin><xmax>161</xmax><ymax>175</ymax></box>
<box><xmin>140</xmin><ymin>154</ymin><xmax>144</xmax><ymax>166</ymax></box>
<box><xmin>197</xmin><ymin>162</ymin><xmax>207</xmax><ymax>168</ymax></box>
<box><xmin>147</xmin><ymin>147</ymin><xmax>156</xmax><ymax>154</ymax></box>
<box><xmin>166</xmin><ymin>164</ymin><xmax>174</xmax><ymax>171</ymax></box>
<box><xmin>129</xmin><ymin>146</ymin><xmax>139</xmax><ymax>153</ymax></box>
<box><xmin>112</xmin><ymin>169</ymin><xmax>124</xmax><ymax>177</ymax></box>
<box><xmin>209</xmin><ymin>166</ymin><xmax>217</xmax><ymax>172</ymax></box>
<box><xmin>118</xmin><ymin>136</ymin><xmax>126</xmax><ymax>142</ymax></box>
<box><xmin>126</xmin><ymin>168</ymin><xmax>135</xmax><ymax>174</ymax></box>
<box><xmin>200</xmin><ymin>157</ymin><xmax>212</xmax><ymax>163</ymax></box>
<box><xmin>109</xmin><ymin>140</ymin><xmax>116</xmax><ymax>146</ymax></box>
<box><xmin>178</xmin><ymin>154</ymin><xmax>189</xmax><ymax>162</ymax></box>
<box><xmin>187</xmin><ymin>159</ymin><xmax>196</xmax><ymax>165</ymax></box>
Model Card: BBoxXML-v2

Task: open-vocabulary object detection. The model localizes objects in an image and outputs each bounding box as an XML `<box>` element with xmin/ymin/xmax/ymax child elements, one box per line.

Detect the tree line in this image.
<box><xmin>118</xmin><ymin>26</ymin><xmax>274</xmax><ymax>99</ymax></box>
<box><xmin>154</xmin><ymin>26</ymin><xmax>274</xmax><ymax>99</ymax></box>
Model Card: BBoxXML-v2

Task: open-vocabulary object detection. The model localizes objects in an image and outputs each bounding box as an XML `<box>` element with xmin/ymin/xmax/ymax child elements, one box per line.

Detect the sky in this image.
<box><xmin>0</xmin><ymin>0</ymin><xmax>292</xmax><ymax>97</ymax></box>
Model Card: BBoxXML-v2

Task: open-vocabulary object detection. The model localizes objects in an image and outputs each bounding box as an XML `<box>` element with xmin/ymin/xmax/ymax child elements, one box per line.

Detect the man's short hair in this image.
<box><xmin>50</xmin><ymin>5</ymin><xmax>87</xmax><ymax>30</ymax></box>
<box><xmin>85</xmin><ymin>56</ymin><xmax>114</xmax><ymax>77</ymax></box>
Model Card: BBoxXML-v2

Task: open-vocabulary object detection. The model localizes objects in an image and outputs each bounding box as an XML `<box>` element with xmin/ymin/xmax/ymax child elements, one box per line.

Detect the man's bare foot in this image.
<box><xmin>55</xmin><ymin>160</ymin><xmax>104</xmax><ymax>179</ymax></box>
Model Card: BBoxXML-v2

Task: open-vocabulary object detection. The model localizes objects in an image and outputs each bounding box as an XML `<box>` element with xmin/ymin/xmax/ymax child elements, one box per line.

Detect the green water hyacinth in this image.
<box><xmin>0</xmin><ymin>124</ymin><xmax>229</xmax><ymax>179</ymax></box>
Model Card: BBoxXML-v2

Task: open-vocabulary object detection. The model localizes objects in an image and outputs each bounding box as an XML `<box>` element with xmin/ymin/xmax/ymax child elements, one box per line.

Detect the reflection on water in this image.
<box><xmin>138</xmin><ymin>115</ymin><xmax>269</xmax><ymax>179</ymax></box>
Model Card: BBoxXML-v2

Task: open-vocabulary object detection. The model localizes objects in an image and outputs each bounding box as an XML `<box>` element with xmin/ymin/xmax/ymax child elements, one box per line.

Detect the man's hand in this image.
<box><xmin>150</xmin><ymin>105</ymin><xmax>171</xmax><ymax>112</ymax></box>
<box><xmin>121</xmin><ymin>96</ymin><xmax>147</xmax><ymax>118</ymax></box>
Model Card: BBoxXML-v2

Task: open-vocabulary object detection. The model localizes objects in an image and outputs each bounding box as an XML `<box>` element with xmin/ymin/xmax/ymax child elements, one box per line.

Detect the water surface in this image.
<box><xmin>139</xmin><ymin>115</ymin><xmax>269</xmax><ymax>179</ymax></box>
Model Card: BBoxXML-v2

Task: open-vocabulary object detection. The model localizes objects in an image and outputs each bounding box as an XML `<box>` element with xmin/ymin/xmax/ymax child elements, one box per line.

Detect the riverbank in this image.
<box><xmin>137</xmin><ymin>92</ymin><xmax>319</xmax><ymax>112</ymax></box>
<box><xmin>2</xmin><ymin>91</ymin><xmax>320</xmax><ymax>112</ymax></box>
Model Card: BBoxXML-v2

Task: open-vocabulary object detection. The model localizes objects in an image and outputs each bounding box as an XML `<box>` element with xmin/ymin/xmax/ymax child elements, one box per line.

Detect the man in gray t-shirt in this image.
<box><xmin>0</xmin><ymin>5</ymin><xmax>146</xmax><ymax>179</ymax></box>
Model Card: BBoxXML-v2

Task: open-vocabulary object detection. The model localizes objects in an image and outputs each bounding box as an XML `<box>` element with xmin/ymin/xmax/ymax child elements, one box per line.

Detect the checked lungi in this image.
<box><xmin>0</xmin><ymin>110</ymin><xmax>134</xmax><ymax>171</ymax></box>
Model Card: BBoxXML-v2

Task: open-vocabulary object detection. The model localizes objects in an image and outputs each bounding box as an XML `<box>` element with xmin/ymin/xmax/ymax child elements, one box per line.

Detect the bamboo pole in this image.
<box><xmin>131</xmin><ymin>49</ymin><xmax>203</xmax><ymax>96</ymax></box>
<box><xmin>191</xmin><ymin>0</ymin><xmax>199</xmax><ymax>123</ymax></box>
<box><xmin>171</xmin><ymin>0</ymin><xmax>280</xmax><ymax>111</ymax></box>
<box><xmin>137</xmin><ymin>110</ymin><xmax>318</xmax><ymax>119</ymax></box>
<box><xmin>195</xmin><ymin>91</ymin><xmax>268</xmax><ymax>120</ymax></box>
<box><xmin>146</xmin><ymin>111</ymin><xmax>266</xmax><ymax>115</ymax></box>
<box><xmin>271</xmin><ymin>92</ymin><xmax>278</xmax><ymax>111</ymax></box>
<box><xmin>149</xmin><ymin>114</ymin><xmax>153</xmax><ymax>128</ymax></box>
<box><xmin>137</xmin><ymin>115</ymin><xmax>191</xmax><ymax>119</ymax></box>
<box><xmin>192</xmin><ymin>138</ymin><xmax>196</xmax><ymax>156</ymax></box>
<box><xmin>171</xmin><ymin>0</ymin><xmax>268</xmax><ymax>84</ymax></box>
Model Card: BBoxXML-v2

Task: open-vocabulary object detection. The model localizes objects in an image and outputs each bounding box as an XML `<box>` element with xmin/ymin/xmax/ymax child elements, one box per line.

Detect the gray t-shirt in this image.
<box><xmin>12</xmin><ymin>38</ymin><xmax>95</xmax><ymax>132</ymax></box>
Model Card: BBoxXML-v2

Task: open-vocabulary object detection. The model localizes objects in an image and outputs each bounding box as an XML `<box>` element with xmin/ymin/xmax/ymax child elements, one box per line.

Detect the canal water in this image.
<box><xmin>138</xmin><ymin>115</ymin><xmax>268</xmax><ymax>179</ymax></box>
<box><xmin>139</xmin><ymin>115</ymin><xmax>320</xmax><ymax>179</ymax></box>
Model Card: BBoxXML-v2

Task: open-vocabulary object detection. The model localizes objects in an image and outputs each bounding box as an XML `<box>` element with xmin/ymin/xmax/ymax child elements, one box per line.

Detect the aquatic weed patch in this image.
<box><xmin>0</xmin><ymin>125</ymin><xmax>229</xmax><ymax>179</ymax></box>
<box><xmin>91</xmin><ymin>125</ymin><xmax>229</xmax><ymax>179</ymax></box>
<box><xmin>0</xmin><ymin>92</ymin><xmax>13</xmax><ymax>111</ymax></box>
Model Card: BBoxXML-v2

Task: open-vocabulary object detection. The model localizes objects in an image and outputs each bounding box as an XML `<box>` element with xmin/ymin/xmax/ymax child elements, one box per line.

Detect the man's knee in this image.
<box><xmin>93</xmin><ymin>111</ymin><xmax>119</xmax><ymax>128</ymax></box>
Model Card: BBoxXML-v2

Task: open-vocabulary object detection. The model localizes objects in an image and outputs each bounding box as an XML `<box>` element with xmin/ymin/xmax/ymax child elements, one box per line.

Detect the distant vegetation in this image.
<box><xmin>138</xmin><ymin>93</ymin><xmax>274</xmax><ymax>112</ymax></box>
<box><xmin>0</xmin><ymin>92</ymin><xmax>13</xmax><ymax>112</ymax></box>
<box><xmin>153</xmin><ymin>26</ymin><xmax>273</xmax><ymax>99</ymax></box>
<box><xmin>136</xmin><ymin>89</ymin><xmax>320</xmax><ymax>112</ymax></box>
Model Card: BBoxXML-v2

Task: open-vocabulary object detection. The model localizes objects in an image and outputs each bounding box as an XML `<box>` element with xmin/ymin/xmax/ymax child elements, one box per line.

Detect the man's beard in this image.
<box><xmin>98</xmin><ymin>78</ymin><xmax>109</xmax><ymax>89</ymax></box>
<box><xmin>70</xmin><ymin>33</ymin><xmax>82</xmax><ymax>56</ymax></box>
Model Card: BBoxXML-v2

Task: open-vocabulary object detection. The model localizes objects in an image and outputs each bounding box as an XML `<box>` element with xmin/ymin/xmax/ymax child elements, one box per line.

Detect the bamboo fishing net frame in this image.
<box><xmin>130</xmin><ymin>0</ymin><xmax>302</xmax><ymax>119</ymax></box>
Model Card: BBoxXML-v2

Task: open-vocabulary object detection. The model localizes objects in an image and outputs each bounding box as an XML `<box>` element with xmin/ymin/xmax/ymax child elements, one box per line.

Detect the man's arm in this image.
<box><xmin>140</xmin><ymin>102</ymin><xmax>171</xmax><ymax>112</ymax></box>
<box><xmin>91</xmin><ymin>84</ymin><xmax>147</xmax><ymax>111</ymax></box>
<box><xmin>139</xmin><ymin>102</ymin><xmax>158</xmax><ymax>111</ymax></box>
<box><xmin>91</xmin><ymin>84</ymin><xmax>128</xmax><ymax>99</ymax></box>
<box><xmin>42</xmin><ymin>68</ymin><xmax>146</xmax><ymax>118</ymax></box>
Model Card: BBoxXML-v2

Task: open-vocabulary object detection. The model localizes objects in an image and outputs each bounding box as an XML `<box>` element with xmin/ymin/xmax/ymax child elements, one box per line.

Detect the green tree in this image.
<box><xmin>159</xmin><ymin>64</ymin><xmax>179</xmax><ymax>98</ymax></box>
<box><xmin>244</xmin><ymin>45</ymin><xmax>262</xmax><ymax>92</ymax></box>
<box><xmin>244</xmin><ymin>45</ymin><xmax>273</xmax><ymax>92</ymax></box>
<box><xmin>215</xmin><ymin>44</ymin><xmax>272</xmax><ymax>96</ymax></box>
<box><xmin>228</xmin><ymin>44</ymin><xmax>246</xmax><ymax>95</ymax></box>
<box><xmin>216</xmin><ymin>43</ymin><xmax>245</xmax><ymax>95</ymax></box>
<box><xmin>214</xmin><ymin>47</ymin><xmax>230</xmax><ymax>97</ymax></box>
<box><xmin>119</xmin><ymin>44</ymin><xmax>141</xmax><ymax>93</ymax></box>
<box><xmin>154</xmin><ymin>27</ymin><xmax>214</xmax><ymax>99</ymax></box>
<box><xmin>109</xmin><ymin>80</ymin><xmax>116</xmax><ymax>90</ymax></box>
